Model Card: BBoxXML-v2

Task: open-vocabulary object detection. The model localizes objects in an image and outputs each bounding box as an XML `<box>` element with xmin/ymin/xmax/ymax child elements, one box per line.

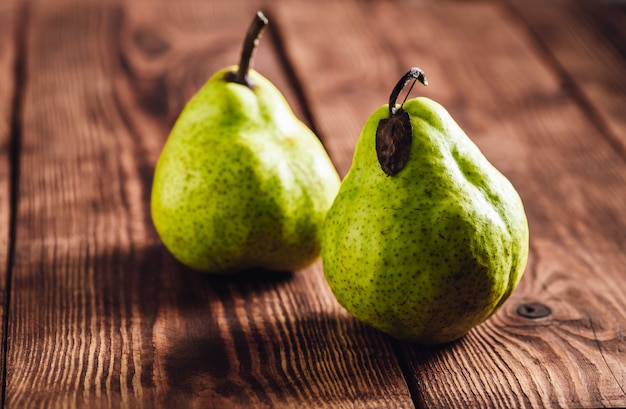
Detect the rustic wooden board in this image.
<box><xmin>4</xmin><ymin>0</ymin><xmax>414</xmax><ymax>407</ymax></box>
<box><xmin>3</xmin><ymin>0</ymin><xmax>626</xmax><ymax>407</ymax></box>
<box><xmin>274</xmin><ymin>0</ymin><xmax>626</xmax><ymax>408</ymax></box>
<box><xmin>511</xmin><ymin>1</ymin><xmax>626</xmax><ymax>157</ymax></box>
<box><xmin>0</xmin><ymin>0</ymin><xmax>22</xmax><ymax>400</ymax></box>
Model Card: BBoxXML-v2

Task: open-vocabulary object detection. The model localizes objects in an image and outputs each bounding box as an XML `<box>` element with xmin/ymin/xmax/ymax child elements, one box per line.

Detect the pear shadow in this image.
<box><xmin>191</xmin><ymin>265</ymin><xmax>295</xmax><ymax>287</ymax></box>
<box><xmin>118</xmin><ymin>242</ymin><xmax>309</xmax><ymax>395</ymax></box>
<box><xmin>389</xmin><ymin>330</ymin><xmax>471</xmax><ymax>370</ymax></box>
<box><xmin>27</xmin><ymin>233</ymin><xmax>299</xmax><ymax>338</ymax></box>
<box><xmin>391</xmin><ymin>337</ymin><xmax>459</xmax><ymax>367</ymax></box>
<box><xmin>162</xmin><ymin>253</ymin><xmax>298</xmax><ymax>313</ymax></box>
<box><xmin>159</xmin><ymin>310</ymin><xmax>402</xmax><ymax>406</ymax></box>
<box><xmin>384</xmin><ymin>335</ymin><xmax>466</xmax><ymax>408</ymax></box>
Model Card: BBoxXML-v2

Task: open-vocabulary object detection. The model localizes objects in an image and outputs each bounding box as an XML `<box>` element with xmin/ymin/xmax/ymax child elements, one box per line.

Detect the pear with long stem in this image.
<box><xmin>151</xmin><ymin>11</ymin><xmax>341</xmax><ymax>274</ymax></box>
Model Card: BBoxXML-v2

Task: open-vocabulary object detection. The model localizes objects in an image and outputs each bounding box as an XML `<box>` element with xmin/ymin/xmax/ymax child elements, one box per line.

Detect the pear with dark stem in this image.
<box><xmin>322</xmin><ymin>68</ymin><xmax>529</xmax><ymax>344</ymax></box>
<box><xmin>151</xmin><ymin>11</ymin><xmax>341</xmax><ymax>274</ymax></box>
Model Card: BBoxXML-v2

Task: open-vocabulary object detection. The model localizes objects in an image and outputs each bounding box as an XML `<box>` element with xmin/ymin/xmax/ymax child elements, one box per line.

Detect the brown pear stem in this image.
<box><xmin>388</xmin><ymin>67</ymin><xmax>428</xmax><ymax>115</ymax></box>
<box><xmin>375</xmin><ymin>67</ymin><xmax>428</xmax><ymax>176</ymax></box>
<box><xmin>229</xmin><ymin>11</ymin><xmax>269</xmax><ymax>87</ymax></box>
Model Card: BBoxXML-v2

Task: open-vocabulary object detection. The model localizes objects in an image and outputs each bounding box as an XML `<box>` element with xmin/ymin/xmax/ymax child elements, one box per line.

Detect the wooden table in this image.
<box><xmin>0</xmin><ymin>0</ymin><xmax>624</xmax><ymax>407</ymax></box>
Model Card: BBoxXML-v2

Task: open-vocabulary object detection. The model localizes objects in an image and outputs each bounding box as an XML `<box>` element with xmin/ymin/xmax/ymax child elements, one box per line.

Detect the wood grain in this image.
<box><xmin>4</xmin><ymin>0</ymin><xmax>413</xmax><ymax>407</ymax></box>
<box><xmin>0</xmin><ymin>0</ymin><xmax>22</xmax><ymax>401</ymax></box>
<box><xmin>511</xmin><ymin>1</ymin><xmax>626</xmax><ymax>157</ymax></box>
<box><xmin>275</xmin><ymin>0</ymin><xmax>626</xmax><ymax>408</ymax></box>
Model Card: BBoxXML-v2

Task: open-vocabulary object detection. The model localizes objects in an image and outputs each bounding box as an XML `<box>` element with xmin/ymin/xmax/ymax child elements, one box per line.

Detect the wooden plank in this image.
<box><xmin>268</xmin><ymin>1</ymin><xmax>402</xmax><ymax>177</ymax></box>
<box><xmin>5</xmin><ymin>0</ymin><xmax>413</xmax><ymax>407</ymax></box>
<box><xmin>274</xmin><ymin>0</ymin><xmax>626</xmax><ymax>408</ymax></box>
<box><xmin>511</xmin><ymin>1</ymin><xmax>626</xmax><ymax>157</ymax></box>
<box><xmin>0</xmin><ymin>0</ymin><xmax>22</xmax><ymax>401</ymax></box>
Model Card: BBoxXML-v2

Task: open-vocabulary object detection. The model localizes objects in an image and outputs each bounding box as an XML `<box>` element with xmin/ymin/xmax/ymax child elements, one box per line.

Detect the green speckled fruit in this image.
<box><xmin>322</xmin><ymin>68</ymin><xmax>529</xmax><ymax>344</ymax></box>
<box><xmin>151</xmin><ymin>12</ymin><xmax>340</xmax><ymax>273</ymax></box>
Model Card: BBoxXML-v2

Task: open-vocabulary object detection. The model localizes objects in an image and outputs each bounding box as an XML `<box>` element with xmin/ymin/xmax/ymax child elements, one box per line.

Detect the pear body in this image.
<box><xmin>152</xmin><ymin>67</ymin><xmax>340</xmax><ymax>273</ymax></box>
<box><xmin>322</xmin><ymin>97</ymin><xmax>528</xmax><ymax>344</ymax></box>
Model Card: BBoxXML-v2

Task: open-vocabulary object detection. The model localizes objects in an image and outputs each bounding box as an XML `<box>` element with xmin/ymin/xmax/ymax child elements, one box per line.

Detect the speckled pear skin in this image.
<box><xmin>322</xmin><ymin>97</ymin><xmax>529</xmax><ymax>344</ymax></box>
<box><xmin>151</xmin><ymin>66</ymin><xmax>341</xmax><ymax>273</ymax></box>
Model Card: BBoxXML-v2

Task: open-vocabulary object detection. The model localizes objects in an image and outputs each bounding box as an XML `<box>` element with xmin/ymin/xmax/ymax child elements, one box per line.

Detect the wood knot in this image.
<box><xmin>516</xmin><ymin>302</ymin><xmax>551</xmax><ymax>319</ymax></box>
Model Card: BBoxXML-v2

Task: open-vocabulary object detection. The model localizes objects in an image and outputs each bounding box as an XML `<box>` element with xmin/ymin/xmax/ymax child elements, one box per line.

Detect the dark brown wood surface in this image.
<box><xmin>0</xmin><ymin>4</ymin><xmax>19</xmax><ymax>405</ymax></box>
<box><xmin>0</xmin><ymin>0</ymin><xmax>624</xmax><ymax>408</ymax></box>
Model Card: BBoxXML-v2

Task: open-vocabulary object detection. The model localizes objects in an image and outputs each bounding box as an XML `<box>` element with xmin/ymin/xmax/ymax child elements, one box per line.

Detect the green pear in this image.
<box><xmin>322</xmin><ymin>68</ymin><xmax>529</xmax><ymax>344</ymax></box>
<box><xmin>151</xmin><ymin>12</ymin><xmax>340</xmax><ymax>273</ymax></box>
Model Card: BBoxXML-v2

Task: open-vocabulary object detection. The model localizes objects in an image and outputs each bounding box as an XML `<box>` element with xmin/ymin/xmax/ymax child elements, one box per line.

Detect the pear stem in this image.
<box><xmin>229</xmin><ymin>11</ymin><xmax>269</xmax><ymax>87</ymax></box>
<box><xmin>375</xmin><ymin>67</ymin><xmax>428</xmax><ymax>176</ymax></box>
<box><xmin>388</xmin><ymin>67</ymin><xmax>428</xmax><ymax>115</ymax></box>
